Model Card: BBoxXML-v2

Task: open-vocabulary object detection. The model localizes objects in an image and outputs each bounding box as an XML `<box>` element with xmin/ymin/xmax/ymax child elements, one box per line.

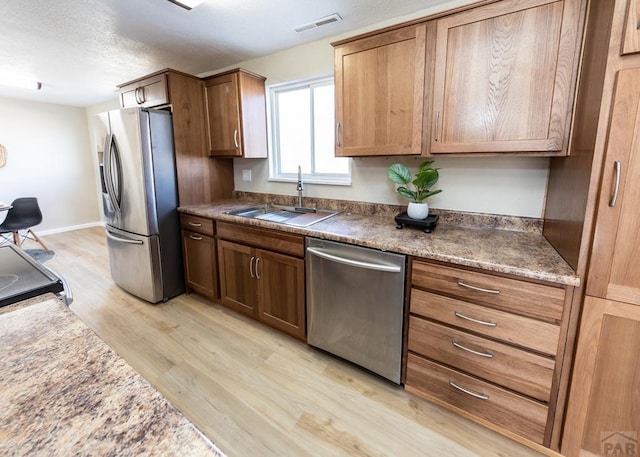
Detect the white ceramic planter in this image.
<box><xmin>407</xmin><ymin>202</ymin><xmax>429</xmax><ymax>220</ymax></box>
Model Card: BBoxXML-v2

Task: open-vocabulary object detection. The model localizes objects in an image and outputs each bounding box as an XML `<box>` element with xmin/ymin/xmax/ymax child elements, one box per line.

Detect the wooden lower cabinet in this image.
<box><xmin>406</xmin><ymin>259</ymin><xmax>573</xmax><ymax>449</ymax></box>
<box><xmin>562</xmin><ymin>296</ymin><xmax>640</xmax><ymax>456</ymax></box>
<box><xmin>180</xmin><ymin>215</ymin><xmax>218</xmax><ymax>299</ymax></box>
<box><xmin>217</xmin><ymin>240</ymin><xmax>258</xmax><ymax>317</ymax></box>
<box><xmin>217</xmin><ymin>222</ymin><xmax>305</xmax><ymax>340</ymax></box>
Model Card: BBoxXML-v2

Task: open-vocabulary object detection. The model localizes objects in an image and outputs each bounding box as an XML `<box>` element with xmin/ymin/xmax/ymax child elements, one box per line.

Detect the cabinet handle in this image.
<box><xmin>255</xmin><ymin>257</ymin><xmax>261</xmax><ymax>280</ymax></box>
<box><xmin>609</xmin><ymin>160</ymin><xmax>621</xmax><ymax>207</ymax></box>
<box><xmin>452</xmin><ymin>341</ymin><xmax>494</xmax><ymax>358</ymax></box>
<box><xmin>135</xmin><ymin>87</ymin><xmax>146</xmax><ymax>105</ymax></box>
<box><xmin>250</xmin><ymin>256</ymin><xmax>256</xmax><ymax>279</ymax></box>
<box><xmin>336</xmin><ymin>122</ymin><xmax>342</xmax><ymax>147</ymax></box>
<box><xmin>454</xmin><ymin>311</ymin><xmax>497</xmax><ymax>327</ymax></box>
<box><xmin>233</xmin><ymin>129</ymin><xmax>239</xmax><ymax>148</ymax></box>
<box><xmin>189</xmin><ymin>235</ymin><xmax>203</xmax><ymax>241</ymax></box>
<box><xmin>434</xmin><ymin>111</ymin><xmax>440</xmax><ymax>142</ymax></box>
<box><xmin>457</xmin><ymin>280</ymin><xmax>500</xmax><ymax>295</ymax></box>
<box><xmin>449</xmin><ymin>381</ymin><xmax>489</xmax><ymax>400</ymax></box>
<box><xmin>188</xmin><ymin>221</ymin><xmax>202</xmax><ymax>227</ymax></box>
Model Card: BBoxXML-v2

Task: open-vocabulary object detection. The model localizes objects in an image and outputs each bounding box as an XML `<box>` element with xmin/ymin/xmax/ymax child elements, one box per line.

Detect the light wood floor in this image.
<box><xmin>40</xmin><ymin>227</ymin><xmax>548</xmax><ymax>457</ymax></box>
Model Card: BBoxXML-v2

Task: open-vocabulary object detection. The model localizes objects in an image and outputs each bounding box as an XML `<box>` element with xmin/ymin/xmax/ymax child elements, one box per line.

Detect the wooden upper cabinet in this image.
<box><xmin>204</xmin><ymin>68</ymin><xmax>268</xmax><ymax>158</ymax></box>
<box><xmin>430</xmin><ymin>0</ymin><xmax>582</xmax><ymax>155</ymax></box>
<box><xmin>119</xmin><ymin>73</ymin><xmax>168</xmax><ymax>109</ymax></box>
<box><xmin>586</xmin><ymin>68</ymin><xmax>640</xmax><ymax>305</ymax></box>
<box><xmin>333</xmin><ymin>24</ymin><xmax>426</xmax><ymax>156</ymax></box>
<box><xmin>622</xmin><ymin>0</ymin><xmax>640</xmax><ymax>55</ymax></box>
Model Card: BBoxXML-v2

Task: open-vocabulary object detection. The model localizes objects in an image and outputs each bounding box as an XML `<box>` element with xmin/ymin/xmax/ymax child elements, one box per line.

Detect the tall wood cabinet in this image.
<box><xmin>562</xmin><ymin>67</ymin><xmax>640</xmax><ymax>457</ymax></box>
<box><xmin>333</xmin><ymin>24</ymin><xmax>426</xmax><ymax>156</ymax></box>
<box><xmin>429</xmin><ymin>0</ymin><xmax>582</xmax><ymax>155</ymax></box>
<box><xmin>118</xmin><ymin>69</ymin><xmax>234</xmax><ymax>205</ymax></box>
<box><xmin>541</xmin><ymin>0</ymin><xmax>640</xmax><ymax>455</ymax></box>
<box><xmin>203</xmin><ymin>68</ymin><xmax>268</xmax><ymax>158</ymax></box>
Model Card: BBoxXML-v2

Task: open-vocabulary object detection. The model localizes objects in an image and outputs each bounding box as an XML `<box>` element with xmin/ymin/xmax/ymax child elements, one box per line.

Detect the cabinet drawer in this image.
<box><xmin>406</xmin><ymin>354</ymin><xmax>547</xmax><ymax>445</ymax></box>
<box><xmin>412</xmin><ymin>261</ymin><xmax>566</xmax><ymax>322</ymax></box>
<box><xmin>408</xmin><ymin>317</ymin><xmax>554</xmax><ymax>402</ymax></box>
<box><xmin>217</xmin><ymin>222</ymin><xmax>304</xmax><ymax>257</ymax></box>
<box><xmin>410</xmin><ymin>288</ymin><xmax>560</xmax><ymax>355</ymax></box>
<box><xmin>180</xmin><ymin>215</ymin><xmax>214</xmax><ymax>236</ymax></box>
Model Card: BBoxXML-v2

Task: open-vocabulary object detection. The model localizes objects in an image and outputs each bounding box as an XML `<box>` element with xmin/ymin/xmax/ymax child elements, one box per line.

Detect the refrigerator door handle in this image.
<box><xmin>105</xmin><ymin>133</ymin><xmax>123</xmax><ymax>216</ymax></box>
<box><xmin>105</xmin><ymin>229</ymin><xmax>144</xmax><ymax>245</ymax></box>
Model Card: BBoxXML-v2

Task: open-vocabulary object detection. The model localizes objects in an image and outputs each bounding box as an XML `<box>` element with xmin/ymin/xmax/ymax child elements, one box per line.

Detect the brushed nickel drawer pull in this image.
<box><xmin>454</xmin><ymin>311</ymin><xmax>497</xmax><ymax>327</ymax></box>
<box><xmin>189</xmin><ymin>235</ymin><xmax>203</xmax><ymax>241</ymax></box>
<box><xmin>609</xmin><ymin>160</ymin><xmax>621</xmax><ymax>207</ymax></box>
<box><xmin>452</xmin><ymin>341</ymin><xmax>494</xmax><ymax>358</ymax></box>
<box><xmin>457</xmin><ymin>280</ymin><xmax>500</xmax><ymax>294</ymax></box>
<box><xmin>449</xmin><ymin>380</ymin><xmax>489</xmax><ymax>400</ymax></box>
<box><xmin>188</xmin><ymin>221</ymin><xmax>203</xmax><ymax>227</ymax></box>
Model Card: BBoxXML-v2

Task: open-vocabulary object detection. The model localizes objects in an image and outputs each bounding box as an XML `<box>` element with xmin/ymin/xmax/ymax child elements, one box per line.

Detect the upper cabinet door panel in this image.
<box><xmin>622</xmin><ymin>0</ymin><xmax>640</xmax><ymax>55</ymax></box>
<box><xmin>431</xmin><ymin>0</ymin><xmax>581</xmax><ymax>155</ymax></box>
<box><xmin>204</xmin><ymin>69</ymin><xmax>268</xmax><ymax>158</ymax></box>
<box><xmin>334</xmin><ymin>24</ymin><xmax>426</xmax><ymax>156</ymax></box>
<box><xmin>205</xmin><ymin>73</ymin><xmax>241</xmax><ymax>157</ymax></box>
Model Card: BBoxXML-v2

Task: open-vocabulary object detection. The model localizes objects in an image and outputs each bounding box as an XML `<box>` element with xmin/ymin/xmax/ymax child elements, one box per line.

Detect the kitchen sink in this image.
<box><xmin>225</xmin><ymin>204</ymin><xmax>339</xmax><ymax>227</ymax></box>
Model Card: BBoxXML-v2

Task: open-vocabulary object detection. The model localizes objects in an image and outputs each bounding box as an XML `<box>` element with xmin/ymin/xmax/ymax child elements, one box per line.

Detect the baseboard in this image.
<box><xmin>39</xmin><ymin>221</ymin><xmax>105</xmax><ymax>236</ymax></box>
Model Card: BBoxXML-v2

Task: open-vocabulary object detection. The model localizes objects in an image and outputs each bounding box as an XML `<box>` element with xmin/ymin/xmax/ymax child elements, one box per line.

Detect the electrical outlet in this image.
<box><xmin>242</xmin><ymin>169</ymin><xmax>252</xmax><ymax>181</ymax></box>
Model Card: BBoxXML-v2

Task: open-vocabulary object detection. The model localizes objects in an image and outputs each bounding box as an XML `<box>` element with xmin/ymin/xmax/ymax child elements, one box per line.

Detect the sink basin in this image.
<box><xmin>225</xmin><ymin>204</ymin><xmax>339</xmax><ymax>227</ymax></box>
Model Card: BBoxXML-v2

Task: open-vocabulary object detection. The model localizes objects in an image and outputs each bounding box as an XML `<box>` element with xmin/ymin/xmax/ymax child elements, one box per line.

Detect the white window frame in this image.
<box><xmin>267</xmin><ymin>75</ymin><xmax>351</xmax><ymax>186</ymax></box>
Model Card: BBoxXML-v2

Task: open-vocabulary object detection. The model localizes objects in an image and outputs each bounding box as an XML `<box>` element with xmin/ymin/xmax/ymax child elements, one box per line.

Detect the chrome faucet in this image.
<box><xmin>296</xmin><ymin>165</ymin><xmax>304</xmax><ymax>208</ymax></box>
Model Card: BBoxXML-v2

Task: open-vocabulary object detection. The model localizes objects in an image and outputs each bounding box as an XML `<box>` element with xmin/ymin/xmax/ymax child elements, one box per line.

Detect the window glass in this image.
<box><xmin>269</xmin><ymin>77</ymin><xmax>350</xmax><ymax>185</ymax></box>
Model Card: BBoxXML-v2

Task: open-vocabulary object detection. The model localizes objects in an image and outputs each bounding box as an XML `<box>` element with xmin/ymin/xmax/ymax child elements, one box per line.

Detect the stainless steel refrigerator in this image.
<box><xmin>93</xmin><ymin>108</ymin><xmax>184</xmax><ymax>303</ymax></box>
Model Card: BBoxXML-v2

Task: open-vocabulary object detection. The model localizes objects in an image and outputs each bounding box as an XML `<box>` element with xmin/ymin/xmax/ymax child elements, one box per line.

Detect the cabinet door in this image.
<box><xmin>430</xmin><ymin>0</ymin><xmax>580</xmax><ymax>154</ymax></box>
<box><xmin>587</xmin><ymin>68</ymin><xmax>640</xmax><ymax>305</ymax></box>
<box><xmin>256</xmin><ymin>249</ymin><xmax>305</xmax><ymax>340</ymax></box>
<box><xmin>561</xmin><ymin>296</ymin><xmax>640</xmax><ymax>456</ymax></box>
<box><xmin>205</xmin><ymin>73</ymin><xmax>241</xmax><ymax>157</ymax></box>
<box><xmin>119</xmin><ymin>73</ymin><xmax>168</xmax><ymax>109</ymax></box>
<box><xmin>217</xmin><ymin>240</ymin><xmax>258</xmax><ymax>318</ymax></box>
<box><xmin>622</xmin><ymin>0</ymin><xmax>640</xmax><ymax>55</ymax></box>
<box><xmin>182</xmin><ymin>230</ymin><xmax>217</xmax><ymax>299</ymax></box>
<box><xmin>334</xmin><ymin>24</ymin><xmax>426</xmax><ymax>156</ymax></box>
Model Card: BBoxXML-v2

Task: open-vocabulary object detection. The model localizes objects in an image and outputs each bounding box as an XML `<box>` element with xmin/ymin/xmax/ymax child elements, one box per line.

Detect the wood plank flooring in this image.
<box><xmin>39</xmin><ymin>227</ymin><xmax>549</xmax><ymax>457</ymax></box>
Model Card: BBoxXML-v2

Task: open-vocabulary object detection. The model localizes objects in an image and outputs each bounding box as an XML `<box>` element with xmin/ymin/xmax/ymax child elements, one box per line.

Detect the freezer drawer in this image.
<box><xmin>105</xmin><ymin>227</ymin><xmax>165</xmax><ymax>303</ymax></box>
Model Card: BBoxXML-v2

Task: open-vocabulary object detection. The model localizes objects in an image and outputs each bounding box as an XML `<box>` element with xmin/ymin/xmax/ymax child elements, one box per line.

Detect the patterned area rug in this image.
<box><xmin>24</xmin><ymin>249</ymin><xmax>55</xmax><ymax>264</ymax></box>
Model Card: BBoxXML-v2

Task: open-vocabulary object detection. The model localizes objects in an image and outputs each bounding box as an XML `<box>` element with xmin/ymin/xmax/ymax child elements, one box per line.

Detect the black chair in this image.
<box><xmin>0</xmin><ymin>197</ymin><xmax>51</xmax><ymax>252</ymax></box>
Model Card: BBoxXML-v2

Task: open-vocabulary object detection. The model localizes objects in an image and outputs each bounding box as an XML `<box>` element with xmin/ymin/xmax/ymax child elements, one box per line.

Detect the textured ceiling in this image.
<box><xmin>0</xmin><ymin>0</ymin><xmax>461</xmax><ymax>107</ymax></box>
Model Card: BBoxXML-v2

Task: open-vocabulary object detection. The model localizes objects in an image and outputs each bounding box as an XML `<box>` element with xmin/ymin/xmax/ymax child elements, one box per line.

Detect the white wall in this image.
<box><xmin>0</xmin><ymin>96</ymin><xmax>103</xmax><ymax>233</ymax></box>
<box><xmin>202</xmin><ymin>0</ymin><xmax>551</xmax><ymax>218</ymax></box>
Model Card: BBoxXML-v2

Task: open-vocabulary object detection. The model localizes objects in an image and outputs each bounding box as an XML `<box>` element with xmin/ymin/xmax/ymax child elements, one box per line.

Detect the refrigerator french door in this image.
<box><xmin>95</xmin><ymin>108</ymin><xmax>184</xmax><ymax>303</ymax></box>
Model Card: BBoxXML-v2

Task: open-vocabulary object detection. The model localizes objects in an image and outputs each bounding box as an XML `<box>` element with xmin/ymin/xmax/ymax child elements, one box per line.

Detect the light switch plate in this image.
<box><xmin>242</xmin><ymin>169</ymin><xmax>252</xmax><ymax>181</ymax></box>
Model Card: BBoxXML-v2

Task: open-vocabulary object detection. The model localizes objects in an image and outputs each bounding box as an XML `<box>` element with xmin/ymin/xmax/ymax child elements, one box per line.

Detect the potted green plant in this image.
<box><xmin>387</xmin><ymin>161</ymin><xmax>442</xmax><ymax>219</ymax></box>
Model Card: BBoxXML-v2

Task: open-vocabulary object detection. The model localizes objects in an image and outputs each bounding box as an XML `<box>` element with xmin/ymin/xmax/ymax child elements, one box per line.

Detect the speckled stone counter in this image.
<box><xmin>0</xmin><ymin>297</ymin><xmax>225</xmax><ymax>457</ymax></box>
<box><xmin>179</xmin><ymin>198</ymin><xmax>579</xmax><ymax>287</ymax></box>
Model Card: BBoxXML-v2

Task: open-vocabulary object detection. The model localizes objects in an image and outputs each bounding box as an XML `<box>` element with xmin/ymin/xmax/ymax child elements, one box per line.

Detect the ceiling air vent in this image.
<box><xmin>294</xmin><ymin>13</ymin><xmax>343</xmax><ymax>33</ymax></box>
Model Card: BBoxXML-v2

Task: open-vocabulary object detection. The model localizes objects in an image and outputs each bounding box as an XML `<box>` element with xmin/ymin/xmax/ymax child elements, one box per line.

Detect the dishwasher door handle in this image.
<box><xmin>307</xmin><ymin>247</ymin><xmax>402</xmax><ymax>273</ymax></box>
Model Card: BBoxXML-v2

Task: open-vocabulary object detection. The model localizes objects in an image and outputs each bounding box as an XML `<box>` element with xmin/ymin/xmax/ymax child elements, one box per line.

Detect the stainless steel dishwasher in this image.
<box><xmin>306</xmin><ymin>237</ymin><xmax>406</xmax><ymax>384</ymax></box>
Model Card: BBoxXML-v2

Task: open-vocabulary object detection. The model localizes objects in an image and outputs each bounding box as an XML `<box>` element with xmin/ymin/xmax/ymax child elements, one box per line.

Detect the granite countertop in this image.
<box><xmin>0</xmin><ymin>297</ymin><xmax>225</xmax><ymax>457</ymax></box>
<box><xmin>179</xmin><ymin>197</ymin><xmax>579</xmax><ymax>287</ymax></box>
